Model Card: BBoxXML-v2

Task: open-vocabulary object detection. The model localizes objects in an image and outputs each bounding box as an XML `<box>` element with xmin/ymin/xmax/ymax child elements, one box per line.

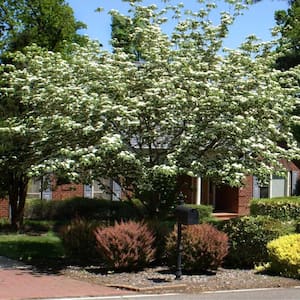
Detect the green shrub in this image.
<box><xmin>24</xmin><ymin>198</ymin><xmax>61</xmax><ymax>220</ymax></box>
<box><xmin>0</xmin><ymin>219</ymin><xmax>13</xmax><ymax>233</ymax></box>
<box><xmin>94</xmin><ymin>221</ymin><xmax>155</xmax><ymax>271</ymax></box>
<box><xmin>22</xmin><ymin>220</ymin><xmax>55</xmax><ymax>233</ymax></box>
<box><xmin>295</xmin><ymin>219</ymin><xmax>300</xmax><ymax>233</ymax></box>
<box><xmin>110</xmin><ymin>200</ymin><xmax>143</xmax><ymax>222</ymax></box>
<box><xmin>146</xmin><ymin>220</ymin><xmax>175</xmax><ymax>264</ymax></box>
<box><xmin>267</xmin><ymin>234</ymin><xmax>300</xmax><ymax>279</ymax></box>
<box><xmin>51</xmin><ymin>197</ymin><xmax>111</xmax><ymax>220</ymax></box>
<box><xmin>24</xmin><ymin>197</ymin><xmax>143</xmax><ymax>222</ymax></box>
<box><xmin>59</xmin><ymin>218</ymin><xmax>102</xmax><ymax>261</ymax></box>
<box><xmin>166</xmin><ymin>224</ymin><xmax>228</xmax><ymax>273</ymax></box>
<box><xmin>250</xmin><ymin>197</ymin><xmax>300</xmax><ymax>221</ymax></box>
<box><xmin>221</xmin><ymin>216</ymin><xmax>293</xmax><ymax>268</ymax></box>
<box><xmin>186</xmin><ymin>204</ymin><xmax>216</xmax><ymax>223</ymax></box>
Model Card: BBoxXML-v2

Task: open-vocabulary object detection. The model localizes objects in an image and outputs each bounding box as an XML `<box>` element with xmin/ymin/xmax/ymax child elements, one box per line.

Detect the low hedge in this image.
<box><xmin>186</xmin><ymin>204</ymin><xmax>216</xmax><ymax>223</ymax></box>
<box><xmin>250</xmin><ymin>197</ymin><xmax>300</xmax><ymax>221</ymax></box>
<box><xmin>24</xmin><ymin>197</ymin><xmax>144</xmax><ymax>222</ymax></box>
<box><xmin>267</xmin><ymin>234</ymin><xmax>300</xmax><ymax>279</ymax></box>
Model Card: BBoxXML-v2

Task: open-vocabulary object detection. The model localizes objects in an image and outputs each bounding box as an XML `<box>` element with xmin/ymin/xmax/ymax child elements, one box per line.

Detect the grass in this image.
<box><xmin>0</xmin><ymin>231</ymin><xmax>65</xmax><ymax>262</ymax></box>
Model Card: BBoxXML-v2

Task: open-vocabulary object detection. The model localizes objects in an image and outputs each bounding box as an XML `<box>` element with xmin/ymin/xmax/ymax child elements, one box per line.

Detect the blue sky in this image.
<box><xmin>67</xmin><ymin>0</ymin><xmax>289</xmax><ymax>51</ymax></box>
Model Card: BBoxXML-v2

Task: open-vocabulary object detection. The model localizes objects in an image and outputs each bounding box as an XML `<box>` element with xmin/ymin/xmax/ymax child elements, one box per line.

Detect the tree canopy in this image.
<box><xmin>274</xmin><ymin>0</ymin><xmax>300</xmax><ymax>142</ymax></box>
<box><xmin>275</xmin><ymin>0</ymin><xmax>300</xmax><ymax>70</ymax></box>
<box><xmin>0</xmin><ymin>0</ymin><xmax>87</xmax><ymax>53</ymax></box>
<box><xmin>1</xmin><ymin>0</ymin><xmax>299</xmax><ymax>219</ymax></box>
<box><xmin>0</xmin><ymin>0</ymin><xmax>87</xmax><ymax>229</ymax></box>
<box><xmin>1</xmin><ymin>0</ymin><xmax>300</xmax><ymax>226</ymax></box>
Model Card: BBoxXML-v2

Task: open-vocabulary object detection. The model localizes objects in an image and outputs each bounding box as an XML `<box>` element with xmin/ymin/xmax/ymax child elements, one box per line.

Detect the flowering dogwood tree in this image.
<box><xmin>1</xmin><ymin>0</ymin><xmax>299</xmax><ymax>222</ymax></box>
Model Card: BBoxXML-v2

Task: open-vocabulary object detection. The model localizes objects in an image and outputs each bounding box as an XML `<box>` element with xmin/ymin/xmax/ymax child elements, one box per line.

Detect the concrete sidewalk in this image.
<box><xmin>0</xmin><ymin>256</ymin><xmax>132</xmax><ymax>300</ymax></box>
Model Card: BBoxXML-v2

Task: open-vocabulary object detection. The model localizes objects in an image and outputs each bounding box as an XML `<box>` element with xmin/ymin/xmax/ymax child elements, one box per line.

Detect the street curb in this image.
<box><xmin>106</xmin><ymin>283</ymin><xmax>187</xmax><ymax>292</ymax></box>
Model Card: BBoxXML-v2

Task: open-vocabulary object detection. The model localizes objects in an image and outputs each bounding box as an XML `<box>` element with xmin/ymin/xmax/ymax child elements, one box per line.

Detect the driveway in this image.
<box><xmin>0</xmin><ymin>256</ymin><xmax>132</xmax><ymax>300</ymax></box>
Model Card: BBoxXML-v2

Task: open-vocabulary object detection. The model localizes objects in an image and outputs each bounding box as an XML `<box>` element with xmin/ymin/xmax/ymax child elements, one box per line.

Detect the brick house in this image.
<box><xmin>0</xmin><ymin>199</ymin><xmax>9</xmax><ymax>218</ymax></box>
<box><xmin>26</xmin><ymin>177</ymin><xmax>123</xmax><ymax>201</ymax></box>
<box><xmin>1</xmin><ymin>161</ymin><xmax>299</xmax><ymax>219</ymax></box>
<box><xmin>180</xmin><ymin>160</ymin><xmax>300</xmax><ymax>217</ymax></box>
<box><xmin>0</xmin><ymin>177</ymin><xmax>123</xmax><ymax>219</ymax></box>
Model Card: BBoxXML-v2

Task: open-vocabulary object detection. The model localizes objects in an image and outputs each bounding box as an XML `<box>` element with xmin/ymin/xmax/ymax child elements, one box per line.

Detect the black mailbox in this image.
<box><xmin>175</xmin><ymin>205</ymin><xmax>199</xmax><ymax>225</ymax></box>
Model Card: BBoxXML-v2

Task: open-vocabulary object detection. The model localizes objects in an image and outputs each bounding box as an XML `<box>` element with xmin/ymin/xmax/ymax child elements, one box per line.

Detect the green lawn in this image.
<box><xmin>0</xmin><ymin>232</ymin><xmax>65</xmax><ymax>261</ymax></box>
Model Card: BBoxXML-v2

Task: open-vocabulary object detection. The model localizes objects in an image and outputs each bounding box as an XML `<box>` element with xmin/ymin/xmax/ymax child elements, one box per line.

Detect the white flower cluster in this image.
<box><xmin>1</xmin><ymin>1</ymin><xmax>299</xmax><ymax>189</ymax></box>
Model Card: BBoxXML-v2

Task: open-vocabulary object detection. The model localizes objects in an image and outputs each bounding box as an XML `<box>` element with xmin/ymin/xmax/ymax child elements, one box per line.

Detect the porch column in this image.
<box><xmin>287</xmin><ymin>172</ymin><xmax>291</xmax><ymax>196</ymax></box>
<box><xmin>196</xmin><ymin>177</ymin><xmax>201</xmax><ymax>205</ymax></box>
<box><xmin>269</xmin><ymin>176</ymin><xmax>273</xmax><ymax>198</ymax></box>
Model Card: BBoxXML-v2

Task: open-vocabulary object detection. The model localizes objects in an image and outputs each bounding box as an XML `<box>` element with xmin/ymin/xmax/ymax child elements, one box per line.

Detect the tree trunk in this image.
<box><xmin>8</xmin><ymin>172</ymin><xmax>29</xmax><ymax>231</ymax></box>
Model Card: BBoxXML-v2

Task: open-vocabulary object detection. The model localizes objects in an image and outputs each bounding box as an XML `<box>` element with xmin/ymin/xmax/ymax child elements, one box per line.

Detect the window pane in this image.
<box><xmin>271</xmin><ymin>176</ymin><xmax>286</xmax><ymax>198</ymax></box>
<box><xmin>260</xmin><ymin>186</ymin><xmax>269</xmax><ymax>199</ymax></box>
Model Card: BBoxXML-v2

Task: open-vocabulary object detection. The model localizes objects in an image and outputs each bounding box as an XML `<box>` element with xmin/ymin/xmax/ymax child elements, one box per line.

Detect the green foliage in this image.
<box><xmin>250</xmin><ymin>197</ymin><xmax>300</xmax><ymax>221</ymax></box>
<box><xmin>0</xmin><ymin>0</ymin><xmax>87</xmax><ymax>53</ymax></box>
<box><xmin>0</xmin><ymin>218</ymin><xmax>12</xmax><ymax>233</ymax></box>
<box><xmin>0</xmin><ymin>0</ymin><xmax>87</xmax><ymax>230</ymax></box>
<box><xmin>275</xmin><ymin>0</ymin><xmax>300</xmax><ymax>70</ymax></box>
<box><xmin>267</xmin><ymin>234</ymin><xmax>300</xmax><ymax>279</ymax></box>
<box><xmin>1</xmin><ymin>1</ymin><xmax>300</xmax><ymax>228</ymax></box>
<box><xmin>137</xmin><ymin>169</ymin><xmax>178</xmax><ymax>217</ymax></box>
<box><xmin>146</xmin><ymin>220</ymin><xmax>175</xmax><ymax>264</ymax></box>
<box><xmin>94</xmin><ymin>221</ymin><xmax>155</xmax><ymax>271</ymax></box>
<box><xmin>221</xmin><ymin>216</ymin><xmax>293</xmax><ymax>268</ymax></box>
<box><xmin>24</xmin><ymin>198</ymin><xmax>61</xmax><ymax>220</ymax></box>
<box><xmin>274</xmin><ymin>0</ymin><xmax>300</xmax><ymax>143</ymax></box>
<box><xmin>24</xmin><ymin>197</ymin><xmax>143</xmax><ymax>222</ymax></box>
<box><xmin>166</xmin><ymin>224</ymin><xmax>228</xmax><ymax>272</ymax></box>
<box><xmin>0</xmin><ymin>232</ymin><xmax>64</xmax><ymax>261</ymax></box>
<box><xmin>22</xmin><ymin>220</ymin><xmax>55</xmax><ymax>233</ymax></box>
<box><xmin>186</xmin><ymin>204</ymin><xmax>215</xmax><ymax>223</ymax></box>
<box><xmin>59</xmin><ymin>218</ymin><xmax>101</xmax><ymax>261</ymax></box>
<box><xmin>295</xmin><ymin>219</ymin><xmax>300</xmax><ymax>233</ymax></box>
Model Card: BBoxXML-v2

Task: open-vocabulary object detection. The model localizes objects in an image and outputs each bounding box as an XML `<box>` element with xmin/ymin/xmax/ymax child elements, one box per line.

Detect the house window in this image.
<box><xmin>84</xmin><ymin>179</ymin><xmax>112</xmax><ymax>200</ymax></box>
<box><xmin>253</xmin><ymin>174</ymin><xmax>289</xmax><ymax>199</ymax></box>
<box><xmin>253</xmin><ymin>176</ymin><xmax>269</xmax><ymax>199</ymax></box>
<box><xmin>27</xmin><ymin>177</ymin><xmax>52</xmax><ymax>200</ymax></box>
<box><xmin>271</xmin><ymin>175</ymin><xmax>286</xmax><ymax>198</ymax></box>
<box><xmin>259</xmin><ymin>186</ymin><xmax>269</xmax><ymax>199</ymax></box>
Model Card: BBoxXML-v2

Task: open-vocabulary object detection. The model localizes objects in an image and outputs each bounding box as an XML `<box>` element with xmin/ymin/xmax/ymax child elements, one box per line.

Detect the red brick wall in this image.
<box><xmin>52</xmin><ymin>184</ymin><xmax>84</xmax><ymax>200</ymax></box>
<box><xmin>0</xmin><ymin>199</ymin><xmax>9</xmax><ymax>219</ymax></box>
<box><xmin>237</xmin><ymin>176</ymin><xmax>253</xmax><ymax>216</ymax></box>
<box><xmin>281</xmin><ymin>159</ymin><xmax>300</xmax><ymax>171</ymax></box>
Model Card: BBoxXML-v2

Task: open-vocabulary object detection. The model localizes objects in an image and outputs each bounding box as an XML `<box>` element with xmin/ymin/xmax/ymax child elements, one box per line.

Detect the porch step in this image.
<box><xmin>212</xmin><ymin>212</ymin><xmax>239</xmax><ymax>220</ymax></box>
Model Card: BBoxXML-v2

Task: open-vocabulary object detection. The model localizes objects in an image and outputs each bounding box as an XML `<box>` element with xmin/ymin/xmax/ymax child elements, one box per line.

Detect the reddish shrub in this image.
<box><xmin>59</xmin><ymin>218</ymin><xmax>101</xmax><ymax>261</ymax></box>
<box><xmin>94</xmin><ymin>221</ymin><xmax>155</xmax><ymax>271</ymax></box>
<box><xmin>166</xmin><ymin>223</ymin><xmax>228</xmax><ymax>272</ymax></box>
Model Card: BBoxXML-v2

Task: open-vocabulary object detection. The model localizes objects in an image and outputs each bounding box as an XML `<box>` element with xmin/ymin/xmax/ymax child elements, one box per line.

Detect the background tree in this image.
<box><xmin>0</xmin><ymin>0</ymin><xmax>87</xmax><ymax>230</ymax></box>
<box><xmin>274</xmin><ymin>0</ymin><xmax>300</xmax><ymax>70</ymax></box>
<box><xmin>274</xmin><ymin>0</ymin><xmax>300</xmax><ymax>142</ymax></box>
<box><xmin>0</xmin><ymin>0</ymin><xmax>87</xmax><ymax>53</ymax></box>
<box><xmin>110</xmin><ymin>8</ymin><xmax>148</xmax><ymax>61</ymax></box>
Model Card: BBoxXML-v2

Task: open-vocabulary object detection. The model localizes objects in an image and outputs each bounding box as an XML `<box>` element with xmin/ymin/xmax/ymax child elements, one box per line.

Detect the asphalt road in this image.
<box><xmin>43</xmin><ymin>287</ymin><xmax>300</xmax><ymax>300</ymax></box>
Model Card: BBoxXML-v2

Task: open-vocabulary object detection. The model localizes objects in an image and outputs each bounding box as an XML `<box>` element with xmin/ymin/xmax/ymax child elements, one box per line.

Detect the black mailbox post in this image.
<box><xmin>175</xmin><ymin>192</ymin><xmax>199</xmax><ymax>280</ymax></box>
<box><xmin>175</xmin><ymin>205</ymin><xmax>199</xmax><ymax>225</ymax></box>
